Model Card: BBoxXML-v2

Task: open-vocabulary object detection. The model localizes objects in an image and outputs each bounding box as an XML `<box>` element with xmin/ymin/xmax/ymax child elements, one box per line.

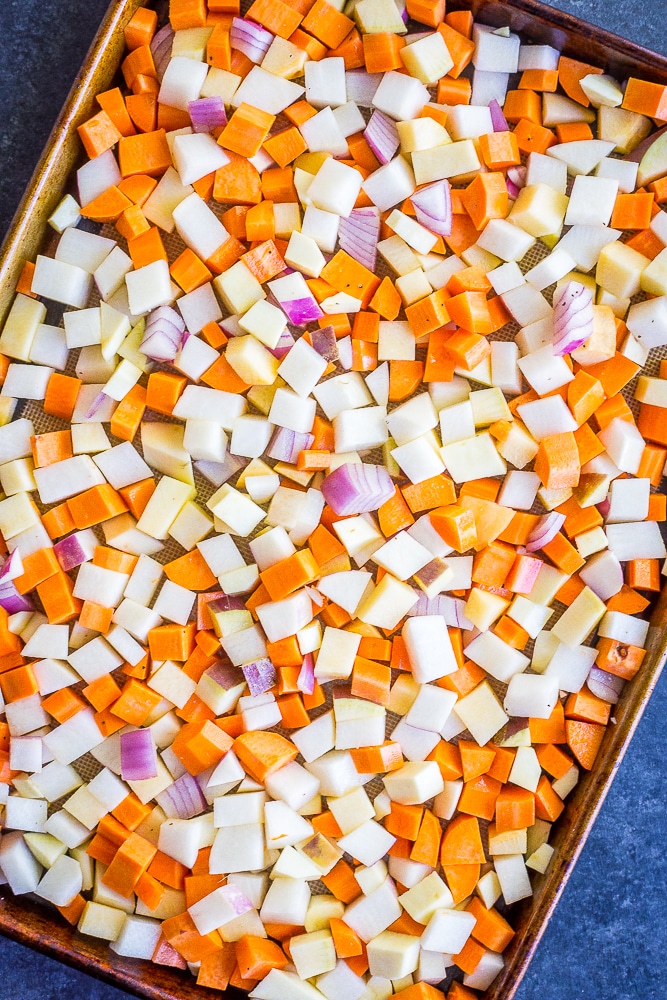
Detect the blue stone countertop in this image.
<box><xmin>0</xmin><ymin>2</ymin><xmax>666</xmax><ymax>999</ymax></box>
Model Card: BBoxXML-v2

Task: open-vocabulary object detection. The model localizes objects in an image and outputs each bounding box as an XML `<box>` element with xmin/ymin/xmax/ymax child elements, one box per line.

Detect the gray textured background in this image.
<box><xmin>0</xmin><ymin>2</ymin><xmax>666</xmax><ymax>998</ymax></box>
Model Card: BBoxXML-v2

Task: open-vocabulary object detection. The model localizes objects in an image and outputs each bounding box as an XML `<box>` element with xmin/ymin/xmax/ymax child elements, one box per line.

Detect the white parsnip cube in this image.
<box><xmin>565</xmin><ymin>175</ymin><xmax>618</xmax><ymax>226</ymax></box>
<box><xmin>308</xmin><ymin>158</ymin><xmax>363</xmax><ymax>218</ymax></box>
<box><xmin>32</xmin><ymin>256</ymin><xmax>92</xmax><ymax>308</ymax></box>
<box><xmin>126</xmin><ymin>260</ymin><xmax>173</xmax><ymax>315</ymax></box>
<box><xmin>421</xmin><ymin>908</ymin><xmax>476</xmax><ymax>954</ymax></box>
<box><xmin>383</xmin><ymin>761</ymin><xmax>443</xmax><ymax>805</ymax></box>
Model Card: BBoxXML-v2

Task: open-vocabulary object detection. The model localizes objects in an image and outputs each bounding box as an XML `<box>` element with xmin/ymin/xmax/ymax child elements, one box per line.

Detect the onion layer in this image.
<box><xmin>552</xmin><ymin>280</ymin><xmax>594</xmax><ymax>356</ymax></box>
<box><xmin>320</xmin><ymin>462</ymin><xmax>395</xmax><ymax>515</ymax></box>
<box><xmin>411</xmin><ymin>179</ymin><xmax>453</xmax><ymax>237</ymax></box>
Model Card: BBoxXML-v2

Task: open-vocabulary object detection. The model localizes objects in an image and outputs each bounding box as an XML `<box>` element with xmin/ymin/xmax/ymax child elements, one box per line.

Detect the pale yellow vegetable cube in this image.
<box><xmin>526</xmin><ymin>842</ymin><xmax>555</xmax><ymax>874</ymax></box>
<box><xmin>0</xmin><ymin>491</ymin><xmax>41</xmax><ymax>539</ymax></box>
<box><xmin>367</xmin><ymin>930</ymin><xmax>420</xmax><ymax>979</ymax></box>
<box><xmin>488</xmin><ymin>824</ymin><xmax>528</xmax><ymax>856</ymax></box>
<box><xmin>213</xmin><ymin>260</ymin><xmax>265</xmax><ymax>315</ymax></box>
<box><xmin>238</xmin><ymin>299</ymin><xmax>286</xmax><ymax>349</ymax></box>
<box><xmin>0</xmin><ymin>293</ymin><xmax>46</xmax><ymax>361</ymax></box>
<box><xmin>399</xmin><ymin>872</ymin><xmax>453</xmax><ymax>924</ymax></box>
<box><xmin>551</xmin><ymin>585</ymin><xmax>606</xmax><ymax>647</ymax></box>
<box><xmin>305</xmin><ymin>895</ymin><xmax>344</xmax><ymax>932</ymax></box>
<box><xmin>400</xmin><ymin>32</ymin><xmax>453</xmax><ymax>85</ymax></box>
<box><xmin>172</xmin><ymin>27</ymin><xmax>212</xmax><ymax>61</ymax></box>
<box><xmin>353</xmin><ymin>0</ymin><xmax>407</xmax><ymax>34</ymax></box>
<box><xmin>262</xmin><ymin>37</ymin><xmax>307</xmax><ymax>79</ymax></box>
<box><xmin>225</xmin><ymin>335</ymin><xmax>280</xmax><ymax>385</ymax></box>
<box><xmin>395</xmin><ymin>268</ymin><xmax>432</xmax><ymax>306</ymax></box>
<box><xmin>640</xmin><ymin>247</ymin><xmax>667</xmax><ymax>296</ymax></box>
<box><xmin>596</xmin><ymin>240</ymin><xmax>650</xmax><ymax>298</ymax></box>
<box><xmin>464</xmin><ymin>588</ymin><xmax>510</xmax><ymax>631</ymax></box>
<box><xmin>141</xmin><ymin>422</ymin><xmax>194</xmax><ymax>485</ymax></box>
<box><xmin>571</xmin><ymin>305</ymin><xmax>616</xmax><ymax>366</ymax></box>
<box><xmin>357</xmin><ymin>574</ymin><xmax>419</xmax><ymax>630</ymax></box>
<box><xmin>454</xmin><ymin>680</ymin><xmax>509</xmax><ymax>746</ymax></box>
<box><xmin>78</xmin><ymin>900</ymin><xmax>127</xmax><ymax>941</ymax></box>
<box><xmin>412</xmin><ymin>139</ymin><xmax>481</xmax><ymax>185</ymax></box>
<box><xmin>597</xmin><ymin>105</ymin><xmax>651</xmax><ymax>154</ymax></box>
<box><xmin>396</xmin><ymin>117</ymin><xmax>451</xmax><ymax>154</ymax></box>
<box><xmin>508</xmin><ymin>184</ymin><xmax>569</xmax><ymax>238</ymax></box>
<box><xmin>136</xmin><ymin>476</ymin><xmax>196</xmax><ymax>540</ymax></box>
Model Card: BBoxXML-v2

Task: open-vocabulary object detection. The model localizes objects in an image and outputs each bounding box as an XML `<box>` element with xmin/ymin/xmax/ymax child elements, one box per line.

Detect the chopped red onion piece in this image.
<box><xmin>146</xmin><ymin>305</ymin><xmax>186</xmax><ymax>334</ymax></box>
<box><xmin>54</xmin><ymin>533</ymin><xmax>91</xmax><ymax>572</ymax></box>
<box><xmin>120</xmin><ymin>729</ymin><xmax>158</xmax><ymax>781</ymax></box>
<box><xmin>338</xmin><ymin>207</ymin><xmax>380</xmax><ymax>271</ymax></box>
<box><xmin>526</xmin><ymin>511</ymin><xmax>566</xmax><ymax>552</ymax></box>
<box><xmin>0</xmin><ymin>550</ymin><xmax>22</xmax><ymax>582</ymax></box>
<box><xmin>297</xmin><ymin>653</ymin><xmax>315</xmax><ymax>695</ymax></box>
<box><xmin>218</xmin><ymin>884</ymin><xmax>254</xmax><ymax>917</ymax></box>
<box><xmin>507</xmin><ymin>165</ymin><xmax>527</xmax><ymax>190</ymax></box>
<box><xmin>552</xmin><ymin>280</ymin><xmax>594</xmax><ymax>356</ymax></box>
<box><xmin>188</xmin><ymin>96</ymin><xmax>227</xmax><ymax>133</ymax></box>
<box><xmin>489</xmin><ymin>99</ymin><xmax>510</xmax><ymax>132</ymax></box>
<box><xmin>141</xmin><ymin>305</ymin><xmax>187</xmax><ymax>361</ymax></box>
<box><xmin>411</xmin><ymin>179</ymin><xmax>453</xmax><ymax>237</ymax></box>
<box><xmin>0</xmin><ymin>588</ymin><xmax>34</xmax><ymax>615</ymax></box>
<box><xmin>587</xmin><ymin>666</ymin><xmax>624</xmax><ymax>704</ymax></box>
<box><xmin>156</xmin><ymin>772</ymin><xmax>207</xmax><ymax>819</ymax></box>
<box><xmin>506</xmin><ymin>177</ymin><xmax>521</xmax><ymax>199</ymax></box>
<box><xmin>195</xmin><ymin>453</ymin><xmax>245</xmax><ymax>487</ymax></box>
<box><xmin>279</xmin><ymin>295</ymin><xmax>323</xmax><ymax>326</ymax></box>
<box><xmin>85</xmin><ymin>391</ymin><xmax>109</xmax><ymax>420</ymax></box>
<box><xmin>321</xmin><ymin>463</ymin><xmax>395</xmax><ymax>515</ymax></box>
<box><xmin>242</xmin><ymin>657</ymin><xmax>277</xmax><ymax>697</ymax></box>
<box><xmin>407</xmin><ymin>593</ymin><xmax>473</xmax><ymax>629</ymax></box>
<box><xmin>267</xmin><ymin>328</ymin><xmax>296</xmax><ymax>358</ymax></box>
<box><xmin>0</xmin><ymin>551</ymin><xmax>33</xmax><ymax>613</ymax></box>
<box><xmin>0</xmin><ymin>552</ymin><xmax>34</xmax><ymax>614</ymax></box>
<box><xmin>598</xmin><ymin>497</ymin><xmax>611</xmax><ymax>519</ymax></box>
<box><xmin>150</xmin><ymin>24</ymin><xmax>174</xmax><ymax>81</ymax></box>
<box><xmin>230</xmin><ymin>17</ymin><xmax>274</xmax><ymax>62</ymax></box>
<box><xmin>267</xmin><ymin>427</ymin><xmax>314</xmax><ymax>464</ymax></box>
<box><xmin>364</xmin><ymin>110</ymin><xmax>400</xmax><ymax>165</ymax></box>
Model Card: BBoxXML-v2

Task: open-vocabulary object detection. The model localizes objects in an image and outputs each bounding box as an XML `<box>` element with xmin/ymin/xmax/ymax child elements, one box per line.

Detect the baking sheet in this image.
<box><xmin>1</xmin><ymin>2</ymin><xmax>667</xmax><ymax>999</ymax></box>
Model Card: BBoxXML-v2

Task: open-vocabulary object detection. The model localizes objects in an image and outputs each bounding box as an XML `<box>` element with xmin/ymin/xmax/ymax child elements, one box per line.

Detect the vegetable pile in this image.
<box><xmin>1</xmin><ymin>0</ymin><xmax>667</xmax><ymax>997</ymax></box>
